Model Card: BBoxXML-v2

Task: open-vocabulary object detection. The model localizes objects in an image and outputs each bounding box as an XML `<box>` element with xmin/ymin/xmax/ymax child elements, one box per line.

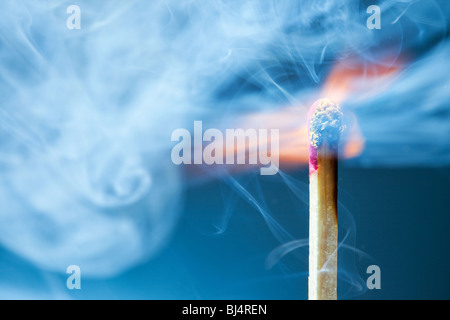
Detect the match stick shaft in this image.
<box><xmin>309</xmin><ymin>141</ymin><xmax>338</xmax><ymax>300</ymax></box>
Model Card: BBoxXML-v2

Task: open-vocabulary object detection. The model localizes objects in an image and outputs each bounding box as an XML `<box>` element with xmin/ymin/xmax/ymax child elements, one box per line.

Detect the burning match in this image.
<box><xmin>308</xmin><ymin>98</ymin><xmax>345</xmax><ymax>300</ymax></box>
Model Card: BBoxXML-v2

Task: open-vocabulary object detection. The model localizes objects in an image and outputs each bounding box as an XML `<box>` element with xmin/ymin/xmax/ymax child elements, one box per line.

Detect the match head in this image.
<box><xmin>308</xmin><ymin>98</ymin><xmax>345</xmax><ymax>149</ymax></box>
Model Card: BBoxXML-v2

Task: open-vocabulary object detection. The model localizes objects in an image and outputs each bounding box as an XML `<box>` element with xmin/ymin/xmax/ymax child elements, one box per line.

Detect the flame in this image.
<box><xmin>187</xmin><ymin>58</ymin><xmax>403</xmax><ymax>177</ymax></box>
<box><xmin>322</xmin><ymin>58</ymin><xmax>402</xmax><ymax>104</ymax></box>
<box><xmin>237</xmin><ymin>58</ymin><xmax>403</xmax><ymax>169</ymax></box>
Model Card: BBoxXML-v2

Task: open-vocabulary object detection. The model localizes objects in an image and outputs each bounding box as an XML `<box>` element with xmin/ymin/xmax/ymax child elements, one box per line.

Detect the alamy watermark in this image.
<box><xmin>66</xmin><ymin>5</ymin><xmax>81</xmax><ymax>30</ymax></box>
<box><xmin>171</xmin><ymin>121</ymin><xmax>279</xmax><ymax>175</ymax></box>
<box><xmin>366</xmin><ymin>264</ymin><xmax>381</xmax><ymax>290</ymax></box>
<box><xmin>367</xmin><ymin>5</ymin><xmax>381</xmax><ymax>29</ymax></box>
<box><xmin>66</xmin><ymin>4</ymin><xmax>380</xmax><ymax>31</ymax></box>
<box><xmin>66</xmin><ymin>265</ymin><xmax>81</xmax><ymax>290</ymax></box>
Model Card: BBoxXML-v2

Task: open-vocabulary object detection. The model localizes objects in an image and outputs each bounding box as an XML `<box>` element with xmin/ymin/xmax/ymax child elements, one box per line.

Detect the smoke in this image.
<box><xmin>0</xmin><ymin>0</ymin><xmax>449</xmax><ymax>291</ymax></box>
<box><xmin>0</xmin><ymin>0</ymin><xmax>188</xmax><ymax>276</ymax></box>
<box><xmin>348</xmin><ymin>39</ymin><xmax>450</xmax><ymax>167</ymax></box>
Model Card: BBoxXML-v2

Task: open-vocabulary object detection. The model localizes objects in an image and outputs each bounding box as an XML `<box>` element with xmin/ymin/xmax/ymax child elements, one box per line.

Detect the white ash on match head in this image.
<box><xmin>309</xmin><ymin>98</ymin><xmax>345</xmax><ymax>148</ymax></box>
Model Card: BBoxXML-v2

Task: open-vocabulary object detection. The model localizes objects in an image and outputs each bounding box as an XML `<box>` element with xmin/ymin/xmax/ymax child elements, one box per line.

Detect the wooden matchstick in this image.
<box><xmin>308</xmin><ymin>98</ymin><xmax>345</xmax><ymax>300</ymax></box>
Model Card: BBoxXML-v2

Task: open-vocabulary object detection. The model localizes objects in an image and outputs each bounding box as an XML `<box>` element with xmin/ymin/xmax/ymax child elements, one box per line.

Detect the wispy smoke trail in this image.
<box><xmin>0</xmin><ymin>0</ymin><xmax>187</xmax><ymax>276</ymax></box>
<box><xmin>0</xmin><ymin>0</ymin><xmax>449</xmax><ymax>285</ymax></box>
<box><xmin>348</xmin><ymin>40</ymin><xmax>450</xmax><ymax>167</ymax></box>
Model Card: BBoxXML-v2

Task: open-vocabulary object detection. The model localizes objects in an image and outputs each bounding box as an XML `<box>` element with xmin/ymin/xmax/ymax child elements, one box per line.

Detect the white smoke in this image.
<box><xmin>0</xmin><ymin>0</ymin><xmax>449</xmax><ymax>281</ymax></box>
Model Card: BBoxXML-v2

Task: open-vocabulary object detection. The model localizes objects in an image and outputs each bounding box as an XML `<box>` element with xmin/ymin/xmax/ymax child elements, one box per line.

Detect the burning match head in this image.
<box><xmin>308</xmin><ymin>98</ymin><xmax>345</xmax><ymax>149</ymax></box>
<box><xmin>308</xmin><ymin>98</ymin><xmax>345</xmax><ymax>174</ymax></box>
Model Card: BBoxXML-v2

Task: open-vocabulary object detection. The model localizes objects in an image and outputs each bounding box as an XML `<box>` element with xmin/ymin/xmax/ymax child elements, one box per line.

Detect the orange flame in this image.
<box><xmin>186</xmin><ymin>58</ymin><xmax>403</xmax><ymax>178</ymax></box>
<box><xmin>238</xmin><ymin>58</ymin><xmax>403</xmax><ymax>169</ymax></box>
<box><xmin>322</xmin><ymin>58</ymin><xmax>402</xmax><ymax>104</ymax></box>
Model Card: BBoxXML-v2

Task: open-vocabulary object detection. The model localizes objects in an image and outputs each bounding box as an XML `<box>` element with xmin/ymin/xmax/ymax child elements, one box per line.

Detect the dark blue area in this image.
<box><xmin>1</xmin><ymin>166</ymin><xmax>449</xmax><ymax>299</ymax></box>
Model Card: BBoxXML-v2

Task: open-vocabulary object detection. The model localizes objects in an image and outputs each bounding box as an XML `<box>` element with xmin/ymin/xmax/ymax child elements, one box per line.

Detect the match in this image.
<box><xmin>308</xmin><ymin>98</ymin><xmax>345</xmax><ymax>300</ymax></box>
